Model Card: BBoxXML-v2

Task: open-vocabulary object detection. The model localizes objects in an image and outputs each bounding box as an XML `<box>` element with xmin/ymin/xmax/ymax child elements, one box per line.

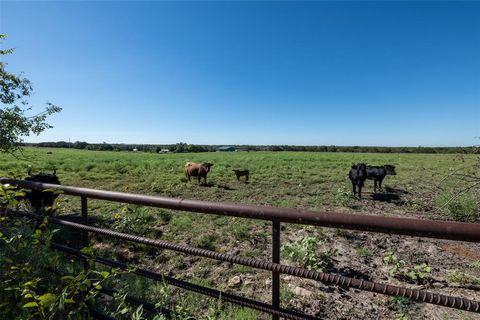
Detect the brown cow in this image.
<box><xmin>184</xmin><ymin>162</ymin><xmax>213</xmax><ymax>185</ymax></box>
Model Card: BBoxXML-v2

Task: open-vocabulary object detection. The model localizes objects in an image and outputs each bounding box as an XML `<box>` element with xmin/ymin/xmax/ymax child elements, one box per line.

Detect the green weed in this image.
<box><xmin>437</xmin><ymin>192</ymin><xmax>479</xmax><ymax>222</ymax></box>
<box><xmin>282</xmin><ymin>236</ymin><xmax>336</xmax><ymax>271</ymax></box>
<box><xmin>383</xmin><ymin>252</ymin><xmax>431</xmax><ymax>284</ymax></box>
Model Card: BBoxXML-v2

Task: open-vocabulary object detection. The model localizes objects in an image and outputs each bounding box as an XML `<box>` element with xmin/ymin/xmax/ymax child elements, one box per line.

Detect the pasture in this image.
<box><xmin>1</xmin><ymin>148</ymin><xmax>479</xmax><ymax>319</ymax></box>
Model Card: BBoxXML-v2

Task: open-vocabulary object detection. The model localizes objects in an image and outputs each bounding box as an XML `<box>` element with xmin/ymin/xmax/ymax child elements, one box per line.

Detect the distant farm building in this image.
<box><xmin>159</xmin><ymin>149</ymin><xmax>171</xmax><ymax>154</ymax></box>
<box><xmin>217</xmin><ymin>146</ymin><xmax>237</xmax><ymax>152</ymax></box>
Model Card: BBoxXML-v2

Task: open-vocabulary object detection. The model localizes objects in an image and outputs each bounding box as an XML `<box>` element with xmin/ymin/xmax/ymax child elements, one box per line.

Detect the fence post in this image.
<box><xmin>272</xmin><ymin>219</ymin><xmax>280</xmax><ymax>320</ymax></box>
<box><xmin>81</xmin><ymin>196</ymin><xmax>89</xmax><ymax>270</ymax></box>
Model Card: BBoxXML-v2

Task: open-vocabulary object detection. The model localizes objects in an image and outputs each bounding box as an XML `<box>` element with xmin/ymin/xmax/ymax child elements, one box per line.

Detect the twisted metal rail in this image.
<box><xmin>11</xmin><ymin>210</ymin><xmax>480</xmax><ymax>313</ymax></box>
<box><xmin>49</xmin><ymin>242</ymin><xmax>316</xmax><ymax>320</ymax></box>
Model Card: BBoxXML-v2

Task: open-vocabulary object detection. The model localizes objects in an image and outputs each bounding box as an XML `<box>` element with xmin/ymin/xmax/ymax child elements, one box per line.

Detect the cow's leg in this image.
<box><xmin>358</xmin><ymin>185</ymin><xmax>362</xmax><ymax>200</ymax></box>
<box><xmin>245</xmin><ymin>174</ymin><xmax>249</xmax><ymax>182</ymax></box>
<box><xmin>204</xmin><ymin>175</ymin><xmax>207</xmax><ymax>185</ymax></box>
<box><xmin>374</xmin><ymin>180</ymin><xmax>377</xmax><ymax>193</ymax></box>
<box><xmin>352</xmin><ymin>182</ymin><xmax>356</xmax><ymax>197</ymax></box>
<box><xmin>379</xmin><ymin>178</ymin><xmax>384</xmax><ymax>191</ymax></box>
<box><xmin>198</xmin><ymin>176</ymin><xmax>201</xmax><ymax>184</ymax></box>
<box><xmin>236</xmin><ymin>175</ymin><xmax>240</xmax><ymax>181</ymax></box>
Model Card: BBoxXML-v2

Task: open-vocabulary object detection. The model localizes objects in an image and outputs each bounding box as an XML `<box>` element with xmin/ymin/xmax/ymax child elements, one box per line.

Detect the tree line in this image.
<box><xmin>22</xmin><ymin>141</ymin><xmax>477</xmax><ymax>154</ymax></box>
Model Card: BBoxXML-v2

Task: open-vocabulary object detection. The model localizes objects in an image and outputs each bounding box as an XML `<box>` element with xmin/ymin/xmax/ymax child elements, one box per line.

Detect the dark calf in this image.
<box><xmin>233</xmin><ymin>169</ymin><xmax>249</xmax><ymax>182</ymax></box>
<box><xmin>349</xmin><ymin>163</ymin><xmax>367</xmax><ymax>199</ymax></box>
<box><xmin>366</xmin><ymin>165</ymin><xmax>396</xmax><ymax>192</ymax></box>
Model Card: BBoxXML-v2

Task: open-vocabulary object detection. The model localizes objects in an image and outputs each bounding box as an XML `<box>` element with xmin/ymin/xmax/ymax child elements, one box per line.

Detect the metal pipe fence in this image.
<box><xmin>2</xmin><ymin>177</ymin><xmax>480</xmax><ymax>319</ymax></box>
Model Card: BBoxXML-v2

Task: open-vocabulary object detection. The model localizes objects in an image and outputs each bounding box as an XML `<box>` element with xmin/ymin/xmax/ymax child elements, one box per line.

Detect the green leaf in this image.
<box><xmin>38</xmin><ymin>293</ymin><xmax>57</xmax><ymax>306</ymax></box>
<box><xmin>33</xmin><ymin>229</ymin><xmax>42</xmax><ymax>238</ymax></box>
<box><xmin>100</xmin><ymin>271</ymin><xmax>110</xmax><ymax>279</ymax></box>
<box><xmin>22</xmin><ymin>302</ymin><xmax>39</xmax><ymax>308</ymax></box>
<box><xmin>80</xmin><ymin>246</ymin><xmax>93</xmax><ymax>255</ymax></box>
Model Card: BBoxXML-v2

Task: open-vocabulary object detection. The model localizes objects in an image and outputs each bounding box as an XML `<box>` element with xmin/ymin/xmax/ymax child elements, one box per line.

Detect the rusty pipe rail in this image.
<box><xmin>2</xmin><ymin>177</ymin><xmax>479</xmax><ymax>242</ymax></box>
<box><xmin>10</xmin><ymin>210</ymin><xmax>480</xmax><ymax>313</ymax></box>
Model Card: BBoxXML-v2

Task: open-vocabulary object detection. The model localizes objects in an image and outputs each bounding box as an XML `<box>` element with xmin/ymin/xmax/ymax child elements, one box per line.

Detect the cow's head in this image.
<box><xmin>356</xmin><ymin>163</ymin><xmax>367</xmax><ymax>170</ymax></box>
<box><xmin>384</xmin><ymin>165</ymin><xmax>396</xmax><ymax>175</ymax></box>
<box><xmin>202</xmin><ymin>162</ymin><xmax>213</xmax><ymax>172</ymax></box>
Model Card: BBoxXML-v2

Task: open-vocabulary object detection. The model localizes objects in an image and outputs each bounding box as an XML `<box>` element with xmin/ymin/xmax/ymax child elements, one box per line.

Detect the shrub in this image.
<box><xmin>112</xmin><ymin>206</ymin><xmax>154</xmax><ymax>235</ymax></box>
<box><xmin>437</xmin><ymin>192</ymin><xmax>479</xmax><ymax>222</ymax></box>
<box><xmin>282</xmin><ymin>236</ymin><xmax>336</xmax><ymax>271</ymax></box>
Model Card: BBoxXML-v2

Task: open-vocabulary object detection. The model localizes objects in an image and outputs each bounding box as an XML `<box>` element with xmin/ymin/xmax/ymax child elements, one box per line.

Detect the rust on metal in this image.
<box><xmin>11</xmin><ymin>210</ymin><xmax>480</xmax><ymax>313</ymax></box>
<box><xmin>2</xmin><ymin>178</ymin><xmax>480</xmax><ymax>242</ymax></box>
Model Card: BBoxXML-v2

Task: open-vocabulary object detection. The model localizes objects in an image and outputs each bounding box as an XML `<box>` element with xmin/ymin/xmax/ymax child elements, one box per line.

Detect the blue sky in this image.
<box><xmin>1</xmin><ymin>1</ymin><xmax>479</xmax><ymax>146</ymax></box>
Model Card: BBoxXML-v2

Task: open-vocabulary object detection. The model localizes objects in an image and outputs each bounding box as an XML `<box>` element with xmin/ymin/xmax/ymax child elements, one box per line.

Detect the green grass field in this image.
<box><xmin>2</xmin><ymin>147</ymin><xmax>477</xmax><ymax>211</ymax></box>
<box><xmin>1</xmin><ymin>148</ymin><xmax>479</xmax><ymax>319</ymax></box>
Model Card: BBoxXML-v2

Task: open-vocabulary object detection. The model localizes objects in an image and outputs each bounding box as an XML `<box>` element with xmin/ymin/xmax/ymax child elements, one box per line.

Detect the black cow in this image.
<box><xmin>366</xmin><ymin>165</ymin><xmax>396</xmax><ymax>192</ymax></box>
<box><xmin>233</xmin><ymin>169</ymin><xmax>249</xmax><ymax>182</ymax></box>
<box><xmin>349</xmin><ymin>163</ymin><xmax>367</xmax><ymax>199</ymax></box>
<box><xmin>24</xmin><ymin>169</ymin><xmax>61</xmax><ymax>214</ymax></box>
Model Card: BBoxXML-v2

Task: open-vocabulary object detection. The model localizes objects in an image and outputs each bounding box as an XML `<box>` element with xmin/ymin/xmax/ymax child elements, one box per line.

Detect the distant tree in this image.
<box><xmin>0</xmin><ymin>34</ymin><xmax>61</xmax><ymax>154</ymax></box>
<box><xmin>73</xmin><ymin>141</ymin><xmax>88</xmax><ymax>149</ymax></box>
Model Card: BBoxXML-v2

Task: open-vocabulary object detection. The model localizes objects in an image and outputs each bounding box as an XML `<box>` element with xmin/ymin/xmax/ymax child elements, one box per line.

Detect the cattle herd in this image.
<box><xmin>349</xmin><ymin>163</ymin><xmax>397</xmax><ymax>199</ymax></box>
<box><xmin>183</xmin><ymin>161</ymin><xmax>396</xmax><ymax>200</ymax></box>
<box><xmin>19</xmin><ymin>161</ymin><xmax>397</xmax><ymax>215</ymax></box>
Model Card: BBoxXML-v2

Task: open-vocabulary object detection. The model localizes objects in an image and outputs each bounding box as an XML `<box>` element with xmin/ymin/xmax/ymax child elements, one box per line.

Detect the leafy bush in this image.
<box><xmin>0</xmin><ymin>183</ymin><xmax>25</xmax><ymax>209</ymax></box>
<box><xmin>112</xmin><ymin>206</ymin><xmax>154</xmax><ymax>235</ymax></box>
<box><xmin>0</xmin><ymin>214</ymin><xmax>114</xmax><ymax>319</ymax></box>
<box><xmin>282</xmin><ymin>236</ymin><xmax>336</xmax><ymax>271</ymax></box>
<box><xmin>437</xmin><ymin>192</ymin><xmax>479</xmax><ymax>221</ymax></box>
<box><xmin>0</xmin><ymin>185</ymin><xmax>159</xmax><ymax>319</ymax></box>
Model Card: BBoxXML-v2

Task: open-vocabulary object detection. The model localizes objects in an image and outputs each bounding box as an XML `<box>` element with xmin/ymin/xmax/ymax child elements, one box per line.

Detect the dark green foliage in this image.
<box><xmin>24</xmin><ymin>140</ymin><xmax>478</xmax><ymax>154</ymax></box>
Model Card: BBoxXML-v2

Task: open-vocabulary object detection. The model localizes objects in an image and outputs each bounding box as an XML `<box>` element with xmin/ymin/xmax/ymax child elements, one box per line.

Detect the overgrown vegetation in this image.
<box><xmin>282</xmin><ymin>236</ymin><xmax>337</xmax><ymax>271</ymax></box>
<box><xmin>437</xmin><ymin>192</ymin><xmax>479</xmax><ymax>222</ymax></box>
